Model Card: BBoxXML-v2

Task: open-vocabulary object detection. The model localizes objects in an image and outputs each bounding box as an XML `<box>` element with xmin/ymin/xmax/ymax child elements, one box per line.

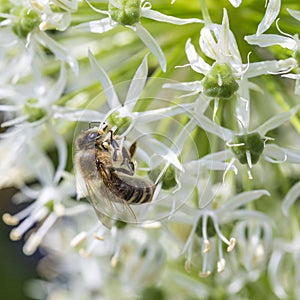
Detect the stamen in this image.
<box><xmin>23</xmin><ymin>233</ymin><xmax>41</xmax><ymax>255</ymax></box>
<box><xmin>79</xmin><ymin>248</ymin><xmax>91</xmax><ymax>257</ymax></box>
<box><xmin>199</xmin><ymin>271</ymin><xmax>211</xmax><ymax>277</ymax></box>
<box><xmin>2</xmin><ymin>213</ymin><xmax>19</xmax><ymax>225</ymax></box>
<box><xmin>140</xmin><ymin>221</ymin><xmax>161</xmax><ymax>229</ymax></box>
<box><xmin>111</xmin><ymin>255</ymin><xmax>119</xmax><ymax>268</ymax></box>
<box><xmin>227</xmin><ymin>237</ymin><xmax>236</xmax><ymax>252</ymax></box>
<box><xmin>246</xmin><ymin>150</ymin><xmax>253</xmax><ymax>169</ymax></box>
<box><xmin>93</xmin><ymin>233</ymin><xmax>105</xmax><ymax>241</ymax></box>
<box><xmin>185</xmin><ymin>260</ymin><xmax>191</xmax><ymax>273</ymax></box>
<box><xmin>71</xmin><ymin>231</ymin><xmax>88</xmax><ymax>247</ymax></box>
<box><xmin>203</xmin><ymin>239</ymin><xmax>210</xmax><ymax>253</ymax></box>
<box><xmin>217</xmin><ymin>258</ymin><xmax>226</xmax><ymax>272</ymax></box>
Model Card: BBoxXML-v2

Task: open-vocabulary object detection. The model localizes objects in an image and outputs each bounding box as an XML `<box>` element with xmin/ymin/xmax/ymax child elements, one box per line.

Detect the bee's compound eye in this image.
<box><xmin>88</xmin><ymin>131</ymin><xmax>100</xmax><ymax>141</ymax></box>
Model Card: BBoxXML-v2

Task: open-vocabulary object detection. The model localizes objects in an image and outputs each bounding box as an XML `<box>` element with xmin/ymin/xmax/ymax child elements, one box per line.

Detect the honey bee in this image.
<box><xmin>75</xmin><ymin>125</ymin><xmax>155</xmax><ymax>228</ymax></box>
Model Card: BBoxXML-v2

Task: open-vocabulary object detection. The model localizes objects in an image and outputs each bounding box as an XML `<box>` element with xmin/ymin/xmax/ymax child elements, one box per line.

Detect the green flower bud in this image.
<box><xmin>11</xmin><ymin>7</ymin><xmax>41</xmax><ymax>38</ymax></box>
<box><xmin>140</xmin><ymin>286</ymin><xmax>165</xmax><ymax>300</ymax></box>
<box><xmin>107</xmin><ymin>111</ymin><xmax>131</xmax><ymax>134</ymax></box>
<box><xmin>109</xmin><ymin>0</ymin><xmax>141</xmax><ymax>26</ymax></box>
<box><xmin>115</xmin><ymin>219</ymin><xmax>127</xmax><ymax>229</ymax></box>
<box><xmin>231</xmin><ymin>132</ymin><xmax>264</xmax><ymax>165</ymax></box>
<box><xmin>195</xmin><ymin>216</ymin><xmax>216</xmax><ymax>238</ymax></box>
<box><xmin>203</xmin><ymin>63</ymin><xmax>239</xmax><ymax>99</ymax></box>
<box><xmin>148</xmin><ymin>165</ymin><xmax>177</xmax><ymax>190</ymax></box>
<box><xmin>23</xmin><ymin>98</ymin><xmax>47</xmax><ymax>122</ymax></box>
<box><xmin>0</xmin><ymin>0</ymin><xmax>13</xmax><ymax>21</ymax></box>
<box><xmin>45</xmin><ymin>200</ymin><xmax>55</xmax><ymax>212</ymax></box>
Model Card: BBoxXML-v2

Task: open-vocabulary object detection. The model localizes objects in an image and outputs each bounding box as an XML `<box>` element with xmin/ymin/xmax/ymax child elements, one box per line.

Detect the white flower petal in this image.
<box><xmin>200</xmin><ymin>27</ymin><xmax>218</xmax><ymax>60</ymax></box>
<box><xmin>34</xmin><ymin>32</ymin><xmax>79</xmax><ymax>75</ymax></box>
<box><xmin>244</xmin><ymin>58</ymin><xmax>297</xmax><ymax>78</ymax></box>
<box><xmin>282</xmin><ymin>182</ymin><xmax>300</xmax><ymax>216</ymax></box>
<box><xmin>256</xmin><ymin>0</ymin><xmax>281</xmax><ymax>35</ymax></box>
<box><xmin>218</xmin><ymin>190</ymin><xmax>270</xmax><ymax>212</ymax></box>
<box><xmin>185</xmin><ymin>38</ymin><xmax>211</xmax><ymax>75</ymax></box>
<box><xmin>282</xmin><ymin>73</ymin><xmax>300</xmax><ymax>80</ymax></box>
<box><xmin>141</xmin><ymin>9</ymin><xmax>203</xmax><ymax>25</ymax></box>
<box><xmin>287</xmin><ymin>8</ymin><xmax>300</xmax><ymax>22</ymax></box>
<box><xmin>191</xmin><ymin>113</ymin><xmax>233</xmax><ymax>141</ymax></box>
<box><xmin>229</xmin><ymin>0</ymin><xmax>242</xmax><ymax>7</ymax></box>
<box><xmin>263</xmin><ymin>144</ymin><xmax>286</xmax><ymax>163</ymax></box>
<box><xmin>256</xmin><ymin>105</ymin><xmax>300</xmax><ymax>136</ymax></box>
<box><xmin>0</xmin><ymin>105</ymin><xmax>20</xmax><ymax>112</ymax></box>
<box><xmin>47</xmin><ymin>123</ymin><xmax>67</xmax><ymax>184</ymax></box>
<box><xmin>45</xmin><ymin>63</ymin><xmax>66</xmax><ymax>105</ymax></box>
<box><xmin>124</xmin><ymin>54</ymin><xmax>149</xmax><ymax>112</ymax></box>
<box><xmin>245</xmin><ymin>34</ymin><xmax>296</xmax><ymax>50</ymax></box>
<box><xmin>131</xmin><ymin>23</ymin><xmax>166</xmax><ymax>72</ymax></box>
<box><xmin>88</xmin><ymin>50</ymin><xmax>121</xmax><ymax>109</ymax></box>
<box><xmin>73</xmin><ymin>18</ymin><xmax>117</xmax><ymax>34</ymax></box>
<box><xmin>264</xmin><ymin>144</ymin><xmax>300</xmax><ymax>164</ymax></box>
<box><xmin>135</xmin><ymin>103</ymin><xmax>193</xmax><ymax>123</ymax></box>
<box><xmin>268</xmin><ymin>251</ymin><xmax>287</xmax><ymax>299</ymax></box>
<box><xmin>53</xmin><ymin>107</ymin><xmax>105</xmax><ymax>122</ymax></box>
<box><xmin>146</xmin><ymin>138</ymin><xmax>183</xmax><ymax>171</ymax></box>
<box><xmin>163</xmin><ymin>81</ymin><xmax>203</xmax><ymax>93</ymax></box>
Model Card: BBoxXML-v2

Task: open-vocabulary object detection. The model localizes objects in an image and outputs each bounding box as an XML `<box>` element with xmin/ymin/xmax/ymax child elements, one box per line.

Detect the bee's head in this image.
<box><xmin>76</xmin><ymin>128</ymin><xmax>104</xmax><ymax>150</ymax></box>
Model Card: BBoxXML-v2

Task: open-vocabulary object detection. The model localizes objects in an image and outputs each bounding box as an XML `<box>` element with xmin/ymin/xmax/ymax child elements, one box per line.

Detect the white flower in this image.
<box><xmin>86</xmin><ymin>50</ymin><xmax>192</xmax><ymax>173</ymax></box>
<box><xmin>164</xmin><ymin>8</ymin><xmax>296</xmax><ymax>125</ymax></box>
<box><xmin>188</xmin><ymin>102</ymin><xmax>300</xmax><ymax>179</ymax></box>
<box><xmin>0</xmin><ymin>63</ymin><xmax>101</xmax><ymax>129</ymax></box>
<box><xmin>245</xmin><ymin>10</ymin><xmax>300</xmax><ymax>94</ymax></box>
<box><xmin>74</xmin><ymin>0</ymin><xmax>203</xmax><ymax>72</ymax></box>
<box><xmin>0</xmin><ymin>1</ymin><xmax>79</xmax><ymax>73</ymax></box>
<box><xmin>1</xmin><ymin>124</ymin><xmax>87</xmax><ymax>255</ymax></box>
<box><xmin>180</xmin><ymin>187</ymin><xmax>269</xmax><ymax>276</ymax></box>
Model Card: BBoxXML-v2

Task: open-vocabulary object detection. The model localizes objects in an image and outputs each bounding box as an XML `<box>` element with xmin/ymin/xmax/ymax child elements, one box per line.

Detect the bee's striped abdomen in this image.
<box><xmin>110</xmin><ymin>172</ymin><xmax>155</xmax><ymax>204</ymax></box>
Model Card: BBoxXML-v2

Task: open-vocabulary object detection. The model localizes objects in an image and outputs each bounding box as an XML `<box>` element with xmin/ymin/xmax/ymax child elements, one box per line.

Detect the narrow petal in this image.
<box><xmin>163</xmin><ymin>81</ymin><xmax>203</xmax><ymax>93</ymax></box>
<box><xmin>287</xmin><ymin>8</ymin><xmax>300</xmax><ymax>22</ymax></box>
<box><xmin>264</xmin><ymin>144</ymin><xmax>300</xmax><ymax>164</ymax></box>
<box><xmin>135</xmin><ymin>103</ymin><xmax>193</xmax><ymax>123</ymax></box>
<box><xmin>141</xmin><ymin>9</ymin><xmax>203</xmax><ymax>25</ymax></box>
<box><xmin>281</xmin><ymin>182</ymin><xmax>300</xmax><ymax>216</ymax></box>
<box><xmin>256</xmin><ymin>105</ymin><xmax>300</xmax><ymax>136</ymax></box>
<box><xmin>124</xmin><ymin>54</ymin><xmax>149</xmax><ymax>112</ymax></box>
<box><xmin>131</xmin><ymin>23</ymin><xmax>166</xmax><ymax>72</ymax></box>
<box><xmin>88</xmin><ymin>50</ymin><xmax>121</xmax><ymax>109</ymax></box>
<box><xmin>53</xmin><ymin>107</ymin><xmax>105</xmax><ymax>122</ymax></box>
<box><xmin>45</xmin><ymin>63</ymin><xmax>66</xmax><ymax>105</ymax></box>
<box><xmin>73</xmin><ymin>18</ymin><xmax>116</xmax><ymax>34</ymax></box>
<box><xmin>46</xmin><ymin>122</ymin><xmax>67</xmax><ymax>184</ymax></box>
<box><xmin>0</xmin><ymin>105</ymin><xmax>20</xmax><ymax>112</ymax></box>
<box><xmin>191</xmin><ymin>113</ymin><xmax>233</xmax><ymax>141</ymax></box>
<box><xmin>245</xmin><ymin>34</ymin><xmax>296</xmax><ymax>50</ymax></box>
<box><xmin>256</xmin><ymin>0</ymin><xmax>281</xmax><ymax>35</ymax></box>
<box><xmin>200</xmin><ymin>27</ymin><xmax>218</xmax><ymax>60</ymax></box>
<box><xmin>229</xmin><ymin>0</ymin><xmax>242</xmax><ymax>7</ymax></box>
<box><xmin>185</xmin><ymin>39</ymin><xmax>211</xmax><ymax>75</ymax></box>
<box><xmin>146</xmin><ymin>138</ymin><xmax>183</xmax><ymax>171</ymax></box>
<box><xmin>218</xmin><ymin>190</ymin><xmax>270</xmax><ymax>212</ymax></box>
<box><xmin>244</xmin><ymin>58</ymin><xmax>297</xmax><ymax>78</ymax></box>
<box><xmin>34</xmin><ymin>32</ymin><xmax>79</xmax><ymax>75</ymax></box>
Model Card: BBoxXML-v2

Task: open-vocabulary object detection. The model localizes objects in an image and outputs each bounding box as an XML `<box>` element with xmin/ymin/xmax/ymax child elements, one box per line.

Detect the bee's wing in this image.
<box><xmin>85</xmin><ymin>177</ymin><xmax>137</xmax><ymax>229</ymax></box>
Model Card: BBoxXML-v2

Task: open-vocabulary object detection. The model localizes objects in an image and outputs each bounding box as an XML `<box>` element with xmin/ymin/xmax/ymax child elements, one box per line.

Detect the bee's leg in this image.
<box><xmin>121</xmin><ymin>147</ymin><xmax>135</xmax><ymax>175</ymax></box>
<box><xmin>129</xmin><ymin>142</ymin><xmax>136</xmax><ymax>158</ymax></box>
<box><xmin>111</xmin><ymin>167</ymin><xmax>134</xmax><ymax>176</ymax></box>
<box><xmin>108</xmin><ymin>130</ymin><xmax>120</xmax><ymax>161</ymax></box>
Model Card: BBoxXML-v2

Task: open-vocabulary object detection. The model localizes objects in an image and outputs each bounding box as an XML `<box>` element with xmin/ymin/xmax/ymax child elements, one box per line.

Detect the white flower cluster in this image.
<box><xmin>1</xmin><ymin>0</ymin><xmax>300</xmax><ymax>299</ymax></box>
